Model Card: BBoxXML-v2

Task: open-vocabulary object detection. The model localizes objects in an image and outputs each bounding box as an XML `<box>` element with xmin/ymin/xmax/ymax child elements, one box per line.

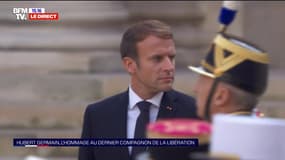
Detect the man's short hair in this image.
<box><xmin>120</xmin><ymin>20</ymin><xmax>173</xmax><ymax>61</ymax></box>
<box><xmin>223</xmin><ymin>82</ymin><xmax>258</xmax><ymax>111</ymax></box>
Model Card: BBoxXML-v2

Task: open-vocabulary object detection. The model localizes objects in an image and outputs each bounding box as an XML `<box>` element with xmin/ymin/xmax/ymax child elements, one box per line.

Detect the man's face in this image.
<box><xmin>132</xmin><ymin>35</ymin><xmax>176</xmax><ymax>95</ymax></box>
<box><xmin>193</xmin><ymin>74</ymin><xmax>215</xmax><ymax>118</ymax></box>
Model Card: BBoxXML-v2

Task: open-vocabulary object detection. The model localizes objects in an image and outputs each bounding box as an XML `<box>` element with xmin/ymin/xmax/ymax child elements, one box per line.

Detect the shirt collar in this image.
<box><xmin>128</xmin><ymin>85</ymin><xmax>163</xmax><ymax>110</ymax></box>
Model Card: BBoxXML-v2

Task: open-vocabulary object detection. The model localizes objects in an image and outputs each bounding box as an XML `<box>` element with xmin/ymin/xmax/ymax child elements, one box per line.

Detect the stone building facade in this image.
<box><xmin>0</xmin><ymin>1</ymin><xmax>284</xmax><ymax>159</ymax></box>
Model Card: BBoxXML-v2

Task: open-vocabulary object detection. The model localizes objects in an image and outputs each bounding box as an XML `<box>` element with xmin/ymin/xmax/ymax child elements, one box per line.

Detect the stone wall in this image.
<box><xmin>0</xmin><ymin>1</ymin><xmax>284</xmax><ymax>159</ymax></box>
<box><xmin>243</xmin><ymin>1</ymin><xmax>285</xmax><ymax>69</ymax></box>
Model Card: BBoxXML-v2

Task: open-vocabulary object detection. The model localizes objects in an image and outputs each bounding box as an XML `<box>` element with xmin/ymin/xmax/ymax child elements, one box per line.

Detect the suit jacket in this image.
<box><xmin>78</xmin><ymin>89</ymin><xmax>198</xmax><ymax>160</ymax></box>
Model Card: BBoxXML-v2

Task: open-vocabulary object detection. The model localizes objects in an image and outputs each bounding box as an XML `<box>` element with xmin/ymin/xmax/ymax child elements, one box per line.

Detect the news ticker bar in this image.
<box><xmin>14</xmin><ymin>138</ymin><xmax>199</xmax><ymax>147</ymax></box>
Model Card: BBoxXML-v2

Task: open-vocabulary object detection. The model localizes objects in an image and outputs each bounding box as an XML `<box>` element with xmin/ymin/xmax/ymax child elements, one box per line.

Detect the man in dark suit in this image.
<box><xmin>78</xmin><ymin>20</ymin><xmax>198</xmax><ymax>160</ymax></box>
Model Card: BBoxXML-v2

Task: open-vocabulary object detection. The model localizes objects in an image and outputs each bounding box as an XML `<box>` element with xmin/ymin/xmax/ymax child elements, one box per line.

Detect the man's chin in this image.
<box><xmin>160</xmin><ymin>85</ymin><xmax>173</xmax><ymax>91</ymax></box>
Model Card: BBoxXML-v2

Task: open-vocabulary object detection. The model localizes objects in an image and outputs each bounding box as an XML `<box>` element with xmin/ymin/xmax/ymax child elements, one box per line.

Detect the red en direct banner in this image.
<box><xmin>28</xmin><ymin>13</ymin><xmax>59</xmax><ymax>20</ymax></box>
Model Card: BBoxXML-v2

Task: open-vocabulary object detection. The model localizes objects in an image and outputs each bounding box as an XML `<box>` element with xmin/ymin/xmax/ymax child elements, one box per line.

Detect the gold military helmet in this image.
<box><xmin>189</xmin><ymin>33</ymin><xmax>269</xmax><ymax>96</ymax></box>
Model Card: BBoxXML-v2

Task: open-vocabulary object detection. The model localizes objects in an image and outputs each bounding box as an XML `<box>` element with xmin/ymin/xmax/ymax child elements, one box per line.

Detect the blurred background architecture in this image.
<box><xmin>0</xmin><ymin>1</ymin><xmax>284</xmax><ymax>160</ymax></box>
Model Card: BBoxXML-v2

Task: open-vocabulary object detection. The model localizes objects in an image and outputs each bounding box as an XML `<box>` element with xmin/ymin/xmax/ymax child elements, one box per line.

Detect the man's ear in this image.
<box><xmin>122</xmin><ymin>57</ymin><xmax>137</xmax><ymax>74</ymax></box>
<box><xmin>213</xmin><ymin>84</ymin><xmax>231</xmax><ymax>107</ymax></box>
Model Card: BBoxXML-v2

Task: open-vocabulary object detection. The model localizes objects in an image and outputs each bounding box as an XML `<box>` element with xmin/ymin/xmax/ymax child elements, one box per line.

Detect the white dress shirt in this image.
<box><xmin>127</xmin><ymin>85</ymin><xmax>163</xmax><ymax>154</ymax></box>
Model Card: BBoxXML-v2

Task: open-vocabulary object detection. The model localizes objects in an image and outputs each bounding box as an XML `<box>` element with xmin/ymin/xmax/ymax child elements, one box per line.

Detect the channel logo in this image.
<box><xmin>12</xmin><ymin>8</ymin><xmax>59</xmax><ymax>21</ymax></box>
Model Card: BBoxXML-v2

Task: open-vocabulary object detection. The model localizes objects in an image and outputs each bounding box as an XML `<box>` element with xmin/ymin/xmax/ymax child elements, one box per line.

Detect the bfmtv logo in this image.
<box><xmin>12</xmin><ymin>8</ymin><xmax>58</xmax><ymax>21</ymax></box>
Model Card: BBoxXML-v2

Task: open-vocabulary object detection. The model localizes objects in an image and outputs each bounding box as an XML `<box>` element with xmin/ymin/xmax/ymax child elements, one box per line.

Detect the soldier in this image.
<box><xmin>187</xmin><ymin>2</ymin><xmax>272</xmax><ymax>159</ymax></box>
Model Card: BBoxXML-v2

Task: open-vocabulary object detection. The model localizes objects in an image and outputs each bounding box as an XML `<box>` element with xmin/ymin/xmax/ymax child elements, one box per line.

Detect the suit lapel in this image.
<box><xmin>115</xmin><ymin>90</ymin><xmax>128</xmax><ymax>138</ymax></box>
<box><xmin>113</xmin><ymin>90</ymin><xmax>130</xmax><ymax>159</ymax></box>
<box><xmin>157</xmin><ymin>90</ymin><xmax>177</xmax><ymax>120</ymax></box>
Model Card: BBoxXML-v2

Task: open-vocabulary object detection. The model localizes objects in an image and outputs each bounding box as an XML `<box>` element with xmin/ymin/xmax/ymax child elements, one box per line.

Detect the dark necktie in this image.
<box><xmin>131</xmin><ymin>101</ymin><xmax>152</xmax><ymax>160</ymax></box>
